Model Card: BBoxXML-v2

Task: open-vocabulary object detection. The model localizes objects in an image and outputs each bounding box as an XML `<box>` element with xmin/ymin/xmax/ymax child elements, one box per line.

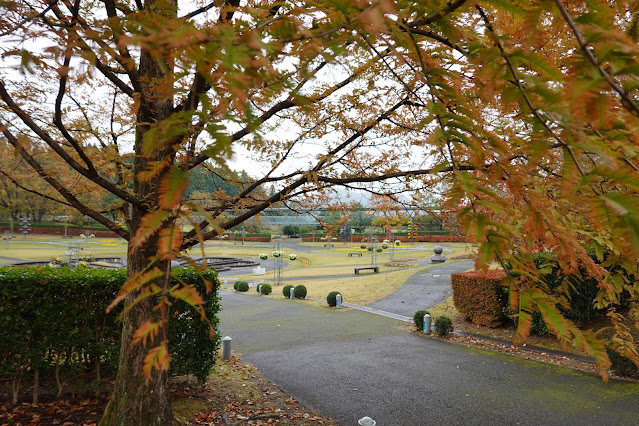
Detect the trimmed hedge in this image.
<box><xmin>235</xmin><ymin>281</ymin><xmax>249</xmax><ymax>292</ymax></box>
<box><xmin>257</xmin><ymin>283</ymin><xmax>272</xmax><ymax>295</ymax></box>
<box><xmin>327</xmin><ymin>291</ymin><xmax>341</xmax><ymax>307</ymax></box>
<box><xmin>0</xmin><ymin>266</ymin><xmax>221</xmax><ymax>402</ymax></box>
<box><xmin>283</xmin><ymin>284</ymin><xmax>294</xmax><ymax>298</ymax></box>
<box><xmin>434</xmin><ymin>316</ymin><xmax>454</xmax><ymax>336</ymax></box>
<box><xmin>451</xmin><ymin>270</ymin><xmax>507</xmax><ymax>327</ymax></box>
<box><xmin>293</xmin><ymin>285</ymin><xmax>307</xmax><ymax>299</ymax></box>
<box><xmin>413</xmin><ymin>310</ymin><xmax>430</xmax><ymax>330</ymax></box>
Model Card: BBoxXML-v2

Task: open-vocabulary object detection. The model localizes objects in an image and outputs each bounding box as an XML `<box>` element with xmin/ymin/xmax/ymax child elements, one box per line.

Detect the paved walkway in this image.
<box><xmin>219</xmin><ymin>291</ymin><xmax>639</xmax><ymax>425</ymax></box>
<box><xmin>368</xmin><ymin>260</ymin><xmax>473</xmax><ymax>317</ymax></box>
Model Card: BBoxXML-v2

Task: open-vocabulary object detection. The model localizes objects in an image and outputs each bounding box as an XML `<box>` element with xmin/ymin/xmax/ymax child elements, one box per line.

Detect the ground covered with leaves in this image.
<box><xmin>0</xmin><ymin>354</ymin><xmax>334</xmax><ymax>425</ymax></box>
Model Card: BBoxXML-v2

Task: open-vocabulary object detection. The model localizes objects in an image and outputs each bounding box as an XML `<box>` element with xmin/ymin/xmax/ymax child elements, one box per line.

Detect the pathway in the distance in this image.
<box><xmin>367</xmin><ymin>260</ymin><xmax>474</xmax><ymax>316</ymax></box>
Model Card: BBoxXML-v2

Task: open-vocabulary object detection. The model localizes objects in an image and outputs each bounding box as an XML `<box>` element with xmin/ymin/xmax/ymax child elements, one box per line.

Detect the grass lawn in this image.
<box><xmin>0</xmin><ymin>235</ymin><xmax>128</xmax><ymax>260</ymax></box>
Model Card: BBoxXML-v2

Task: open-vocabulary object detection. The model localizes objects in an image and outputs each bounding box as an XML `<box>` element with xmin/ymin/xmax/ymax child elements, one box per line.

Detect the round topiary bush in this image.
<box><xmin>434</xmin><ymin>316</ymin><xmax>453</xmax><ymax>336</ymax></box>
<box><xmin>360</xmin><ymin>244</ymin><xmax>367</xmax><ymax>249</ymax></box>
<box><xmin>327</xmin><ymin>291</ymin><xmax>342</xmax><ymax>307</ymax></box>
<box><xmin>381</xmin><ymin>243</ymin><xmax>388</xmax><ymax>249</ymax></box>
<box><xmin>235</xmin><ymin>281</ymin><xmax>249</xmax><ymax>292</ymax></box>
<box><xmin>376</xmin><ymin>248</ymin><xmax>382</xmax><ymax>252</ymax></box>
<box><xmin>283</xmin><ymin>284</ymin><xmax>294</xmax><ymax>298</ymax></box>
<box><xmin>257</xmin><ymin>283</ymin><xmax>272</xmax><ymax>295</ymax></box>
<box><xmin>233</xmin><ymin>280</ymin><xmax>243</xmax><ymax>290</ymax></box>
<box><xmin>293</xmin><ymin>285</ymin><xmax>307</xmax><ymax>299</ymax></box>
<box><xmin>413</xmin><ymin>310</ymin><xmax>431</xmax><ymax>330</ymax></box>
<box><xmin>288</xmin><ymin>254</ymin><xmax>297</xmax><ymax>260</ymax></box>
<box><xmin>395</xmin><ymin>240</ymin><xmax>401</xmax><ymax>246</ymax></box>
<box><xmin>259</xmin><ymin>253</ymin><xmax>268</xmax><ymax>260</ymax></box>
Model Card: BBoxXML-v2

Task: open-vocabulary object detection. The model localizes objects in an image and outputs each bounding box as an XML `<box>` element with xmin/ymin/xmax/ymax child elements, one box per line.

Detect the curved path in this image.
<box><xmin>218</xmin><ymin>291</ymin><xmax>639</xmax><ymax>426</ymax></box>
<box><xmin>368</xmin><ymin>260</ymin><xmax>473</xmax><ymax>317</ymax></box>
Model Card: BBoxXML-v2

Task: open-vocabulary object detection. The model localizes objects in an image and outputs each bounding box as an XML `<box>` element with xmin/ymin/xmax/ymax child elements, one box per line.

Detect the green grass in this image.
<box><xmin>0</xmin><ymin>235</ymin><xmax>128</xmax><ymax>259</ymax></box>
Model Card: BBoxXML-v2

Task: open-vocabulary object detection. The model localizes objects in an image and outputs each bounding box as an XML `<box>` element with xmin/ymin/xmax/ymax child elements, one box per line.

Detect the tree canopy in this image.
<box><xmin>2</xmin><ymin>0</ymin><xmax>639</xmax><ymax>423</ymax></box>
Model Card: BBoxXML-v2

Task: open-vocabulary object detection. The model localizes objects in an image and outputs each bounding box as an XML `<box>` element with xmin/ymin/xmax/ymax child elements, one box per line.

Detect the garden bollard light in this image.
<box><xmin>358</xmin><ymin>416</ymin><xmax>376</xmax><ymax>426</ymax></box>
<box><xmin>424</xmin><ymin>313</ymin><xmax>432</xmax><ymax>334</ymax></box>
<box><xmin>258</xmin><ymin>284</ymin><xmax>262</xmax><ymax>295</ymax></box>
<box><xmin>336</xmin><ymin>293</ymin><xmax>342</xmax><ymax>309</ymax></box>
<box><xmin>290</xmin><ymin>287</ymin><xmax>295</xmax><ymax>299</ymax></box>
<box><xmin>222</xmin><ymin>336</ymin><xmax>232</xmax><ymax>361</ymax></box>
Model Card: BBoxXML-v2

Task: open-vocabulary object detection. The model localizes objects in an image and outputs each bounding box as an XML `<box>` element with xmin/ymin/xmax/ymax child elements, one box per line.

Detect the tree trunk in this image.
<box><xmin>99</xmin><ymin>239</ymin><xmax>174</xmax><ymax>425</ymax></box>
<box><xmin>100</xmin><ymin>0</ymin><xmax>177</xmax><ymax>421</ymax></box>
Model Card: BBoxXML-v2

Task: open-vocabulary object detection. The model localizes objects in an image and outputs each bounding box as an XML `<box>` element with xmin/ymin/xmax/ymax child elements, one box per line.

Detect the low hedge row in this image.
<box><xmin>0</xmin><ymin>266</ymin><xmax>220</xmax><ymax>402</ymax></box>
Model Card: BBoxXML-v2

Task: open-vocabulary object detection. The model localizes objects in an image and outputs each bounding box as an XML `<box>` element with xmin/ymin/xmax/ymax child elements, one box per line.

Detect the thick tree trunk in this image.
<box><xmin>99</xmin><ymin>237</ymin><xmax>174</xmax><ymax>425</ymax></box>
<box><xmin>100</xmin><ymin>0</ymin><xmax>177</xmax><ymax>422</ymax></box>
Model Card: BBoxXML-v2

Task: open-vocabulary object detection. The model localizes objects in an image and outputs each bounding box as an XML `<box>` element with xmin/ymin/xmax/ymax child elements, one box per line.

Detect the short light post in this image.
<box><xmin>289</xmin><ymin>287</ymin><xmax>295</xmax><ymax>300</ymax></box>
<box><xmin>336</xmin><ymin>293</ymin><xmax>342</xmax><ymax>309</ymax></box>
<box><xmin>424</xmin><ymin>313</ymin><xmax>432</xmax><ymax>334</ymax></box>
<box><xmin>222</xmin><ymin>336</ymin><xmax>232</xmax><ymax>361</ymax></box>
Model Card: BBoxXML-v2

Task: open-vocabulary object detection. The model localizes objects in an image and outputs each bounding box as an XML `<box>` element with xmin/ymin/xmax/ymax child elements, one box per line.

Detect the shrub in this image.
<box><xmin>257</xmin><ymin>283</ymin><xmax>272</xmax><ymax>295</ymax></box>
<box><xmin>327</xmin><ymin>291</ymin><xmax>342</xmax><ymax>307</ymax></box>
<box><xmin>413</xmin><ymin>310</ymin><xmax>431</xmax><ymax>330</ymax></box>
<box><xmin>504</xmin><ymin>251</ymin><xmax>629</xmax><ymax>326</ymax></box>
<box><xmin>381</xmin><ymin>243</ymin><xmax>388</xmax><ymax>249</ymax></box>
<box><xmin>507</xmin><ymin>309</ymin><xmax>549</xmax><ymax>336</ymax></box>
<box><xmin>606</xmin><ymin>346</ymin><xmax>638</xmax><ymax>377</ymax></box>
<box><xmin>395</xmin><ymin>240</ymin><xmax>401</xmax><ymax>246</ymax></box>
<box><xmin>360</xmin><ymin>244</ymin><xmax>367</xmax><ymax>249</ymax></box>
<box><xmin>434</xmin><ymin>316</ymin><xmax>454</xmax><ymax>336</ymax></box>
<box><xmin>259</xmin><ymin>253</ymin><xmax>268</xmax><ymax>260</ymax></box>
<box><xmin>293</xmin><ymin>285</ymin><xmax>307</xmax><ymax>299</ymax></box>
<box><xmin>451</xmin><ymin>270</ymin><xmax>507</xmax><ymax>327</ymax></box>
<box><xmin>288</xmin><ymin>254</ymin><xmax>297</xmax><ymax>260</ymax></box>
<box><xmin>235</xmin><ymin>281</ymin><xmax>249</xmax><ymax>292</ymax></box>
<box><xmin>0</xmin><ymin>266</ymin><xmax>221</xmax><ymax>393</ymax></box>
<box><xmin>234</xmin><ymin>280</ymin><xmax>246</xmax><ymax>290</ymax></box>
<box><xmin>376</xmin><ymin>248</ymin><xmax>382</xmax><ymax>252</ymax></box>
<box><xmin>283</xmin><ymin>284</ymin><xmax>294</xmax><ymax>298</ymax></box>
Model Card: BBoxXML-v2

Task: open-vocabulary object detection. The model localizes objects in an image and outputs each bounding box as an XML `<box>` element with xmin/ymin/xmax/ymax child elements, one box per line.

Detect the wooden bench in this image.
<box><xmin>348</xmin><ymin>252</ymin><xmax>363</xmax><ymax>257</ymax></box>
<box><xmin>324</xmin><ymin>243</ymin><xmax>334</xmax><ymax>247</ymax></box>
<box><xmin>354</xmin><ymin>266</ymin><xmax>379</xmax><ymax>274</ymax></box>
<box><xmin>233</xmin><ymin>241</ymin><xmax>244</xmax><ymax>245</ymax></box>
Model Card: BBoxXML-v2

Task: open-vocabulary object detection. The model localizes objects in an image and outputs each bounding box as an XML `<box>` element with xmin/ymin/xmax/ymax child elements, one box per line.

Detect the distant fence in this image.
<box><xmin>0</xmin><ymin>227</ymin><xmax>119</xmax><ymax>238</ymax></box>
<box><xmin>302</xmin><ymin>235</ymin><xmax>468</xmax><ymax>243</ymax></box>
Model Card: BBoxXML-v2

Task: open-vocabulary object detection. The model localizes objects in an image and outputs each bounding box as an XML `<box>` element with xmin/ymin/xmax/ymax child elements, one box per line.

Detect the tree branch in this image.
<box><xmin>0</xmin><ymin>123</ymin><xmax>129</xmax><ymax>239</ymax></box>
<box><xmin>554</xmin><ymin>0</ymin><xmax>639</xmax><ymax>117</ymax></box>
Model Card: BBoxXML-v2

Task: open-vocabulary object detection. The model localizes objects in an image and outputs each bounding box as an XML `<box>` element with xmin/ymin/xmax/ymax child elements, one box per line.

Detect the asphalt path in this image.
<box><xmin>368</xmin><ymin>260</ymin><xmax>474</xmax><ymax>317</ymax></box>
<box><xmin>219</xmin><ymin>291</ymin><xmax>639</xmax><ymax>426</ymax></box>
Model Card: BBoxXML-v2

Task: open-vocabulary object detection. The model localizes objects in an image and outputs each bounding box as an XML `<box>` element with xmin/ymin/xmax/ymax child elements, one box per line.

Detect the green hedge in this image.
<box><xmin>0</xmin><ymin>266</ymin><xmax>220</xmax><ymax>401</ymax></box>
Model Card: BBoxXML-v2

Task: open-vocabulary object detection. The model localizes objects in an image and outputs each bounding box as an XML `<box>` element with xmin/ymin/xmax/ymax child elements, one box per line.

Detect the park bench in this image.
<box><xmin>324</xmin><ymin>243</ymin><xmax>334</xmax><ymax>247</ymax></box>
<box><xmin>233</xmin><ymin>241</ymin><xmax>244</xmax><ymax>245</ymax></box>
<box><xmin>354</xmin><ymin>266</ymin><xmax>379</xmax><ymax>274</ymax></box>
<box><xmin>348</xmin><ymin>252</ymin><xmax>363</xmax><ymax>257</ymax></box>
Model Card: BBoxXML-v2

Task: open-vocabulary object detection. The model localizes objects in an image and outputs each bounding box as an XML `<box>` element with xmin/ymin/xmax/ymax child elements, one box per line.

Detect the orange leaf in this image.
<box><xmin>158</xmin><ymin>167</ymin><xmax>188</xmax><ymax>209</ymax></box>
<box><xmin>132</xmin><ymin>320</ymin><xmax>163</xmax><ymax>347</ymax></box>
<box><xmin>142</xmin><ymin>342</ymin><xmax>171</xmax><ymax>380</ymax></box>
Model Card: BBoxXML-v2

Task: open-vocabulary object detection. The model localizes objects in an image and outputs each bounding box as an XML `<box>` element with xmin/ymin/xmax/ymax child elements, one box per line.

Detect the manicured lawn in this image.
<box><xmin>0</xmin><ymin>235</ymin><xmax>128</xmax><ymax>260</ymax></box>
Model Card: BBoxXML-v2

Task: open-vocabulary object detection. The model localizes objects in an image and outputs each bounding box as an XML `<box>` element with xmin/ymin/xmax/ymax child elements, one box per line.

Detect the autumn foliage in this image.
<box><xmin>451</xmin><ymin>270</ymin><xmax>508</xmax><ymax>328</ymax></box>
